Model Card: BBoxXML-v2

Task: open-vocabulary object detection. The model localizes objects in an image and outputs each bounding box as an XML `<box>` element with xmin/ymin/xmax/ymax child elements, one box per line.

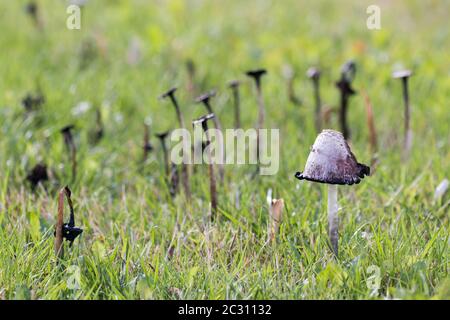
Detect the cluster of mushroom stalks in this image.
<box><xmin>295</xmin><ymin>130</ymin><xmax>370</xmax><ymax>257</ymax></box>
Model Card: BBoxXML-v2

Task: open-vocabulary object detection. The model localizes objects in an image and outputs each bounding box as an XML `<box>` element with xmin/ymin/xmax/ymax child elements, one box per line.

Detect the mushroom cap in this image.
<box><xmin>245</xmin><ymin>69</ymin><xmax>267</xmax><ymax>79</ymax></box>
<box><xmin>26</xmin><ymin>163</ymin><xmax>49</xmax><ymax>188</ymax></box>
<box><xmin>341</xmin><ymin>60</ymin><xmax>356</xmax><ymax>82</ymax></box>
<box><xmin>195</xmin><ymin>91</ymin><xmax>216</xmax><ymax>104</ymax></box>
<box><xmin>159</xmin><ymin>87</ymin><xmax>177</xmax><ymax>99</ymax></box>
<box><xmin>192</xmin><ymin>113</ymin><xmax>215</xmax><ymax>126</ymax></box>
<box><xmin>61</xmin><ymin>124</ymin><xmax>75</xmax><ymax>133</ymax></box>
<box><xmin>392</xmin><ymin>70</ymin><xmax>412</xmax><ymax>79</ymax></box>
<box><xmin>295</xmin><ymin>130</ymin><xmax>370</xmax><ymax>185</ymax></box>
<box><xmin>307</xmin><ymin>67</ymin><xmax>320</xmax><ymax>80</ymax></box>
<box><xmin>155</xmin><ymin>131</ymin><xmax>170</xmax><ymax>139</ymax></box>
<box><xmin>335</xmin><ymin>78</ymin><xmax>357</xmax><ymax>95</ymax></box>
<box><xmin>228</xmin><ymin>80</ymin><xmax>240</xmax><ymax>88</ymax></box>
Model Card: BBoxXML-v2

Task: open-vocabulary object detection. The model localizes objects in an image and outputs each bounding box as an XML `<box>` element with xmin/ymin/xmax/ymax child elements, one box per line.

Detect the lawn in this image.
<box><xmin>0</xmin><ymin>0</ymin><xmax>448</xmax><ymax>299</ymax></box>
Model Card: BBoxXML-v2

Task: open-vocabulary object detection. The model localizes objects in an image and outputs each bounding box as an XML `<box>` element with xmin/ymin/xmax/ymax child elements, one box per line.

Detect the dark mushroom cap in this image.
<box><xmin>195</xmin><ymin>91</ymin><xmax>216</xmax><ymax>104</ymax></box>
<box><xmin>159</xmin><ymin>87</ymin><xmax>177</xmax><ymax>99</ymax></box>
<box><xmin>392</xmin><ymin>70</ymin><xmax>412</xmax><ymax>79</ymax></box>
<box><xmin>245</xmin><ymin>69</ymin><xmax>267</xmax><ymax>79</ymax></box>
<box><xmin>61</xmin><ymin>125</ymin><xmax>75</xmax><ymax>134</ymax></box>
<box><xmin>307</xmin><ymin>67</ymin><xmax>321</xmax><ymax>80</ymax></box>
<box><xmin>62</xmin><ymin>224</ymin><xmax>83</xmax><ymax>244</ymax></box>
<box><xmin>228</xmin><ymin>80</ymin><xmax>240</xmax><ymax>88</ymax></box>
<box><xmin>25</xmin><ymin>2</ymin><xmax>38</xmax><ymax>15</ymax></box>
<box><xmin>295</xmin><ymin>130</ymin><xmax>370</xmax><ymax>185</ymax></box>
<box><xmin>144</xmin><ymin>143</ymin><xmax>153</xmax><ymax>152</ymax></box>
<box><xmin>155</xmin><ymin>131</ymin><xmax>170</xmax><ymax>140</ymax></box>
<box><xmin>335</xmin><ymin>78</ymin><xmax>356</xmax><ymax>95</ymax></box>
<box><xmin>26</xmin><ymin>163</ymin><xmax>49</xmax><ymax>188</ymax></box>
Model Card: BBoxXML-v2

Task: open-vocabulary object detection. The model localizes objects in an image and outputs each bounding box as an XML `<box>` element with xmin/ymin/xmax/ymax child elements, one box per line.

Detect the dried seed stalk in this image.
<box><xmin>268</xmin><ymin>199</ymin><xmax>284</xmax><ymax>242</ymax></box>
<box><xmin>362</xmin><ymin>90</ymin><xmax>378</xmax><ymax>154</ymax></box>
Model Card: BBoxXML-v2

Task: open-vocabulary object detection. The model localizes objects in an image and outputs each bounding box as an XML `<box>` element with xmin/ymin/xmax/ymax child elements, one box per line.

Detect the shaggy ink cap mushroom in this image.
<box><xmin>295</xmin><ymin>130</ymin><xmax>370</xmax><ymax>185</ymax></box>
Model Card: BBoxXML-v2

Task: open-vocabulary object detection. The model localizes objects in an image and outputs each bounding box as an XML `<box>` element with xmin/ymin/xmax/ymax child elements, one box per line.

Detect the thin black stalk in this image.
<box><xmin>336</xmin><ymin>77</ymin><xmax>356</xmax><ymax>140</ymax></box>
<box><xmin>307</xmin><ymin>67</ymin><xmax>322</xmax><ymax>133</ymax></box>
<box><xmin>392</xmin><ymin>70</ymin><xmax>413</xmax><ymax>159</ymax></box>
<box><xmin>61</xmin><ymin>125</ymin><xmax>77</xmax><ymax>182</ymax></box>
<box><xmin>402</xmin><ymin>77</ymin><xmax>411</xmax><ymax>150</ymax></box>
<box><xmin>246</xmin><ymin>69</ymin><xmax>267</xmax><ymax>169</ymax></box>
<box><xmin>196</xmin><ymin>92</ymin><xmax>224</xmax><ymax>181</ymax></box>
<box><xmin>143</xmin><ymin>123</ymin><xmax>153</xmax><ymax>163</ymax></box>
<box><xmin>229</xmin><ymin>80</ymin><xmax>241</xmax><ymax>128</ymax></box>
<box><xmin>156</xmin><ymin>131</ymin><xmax>170</xmax><ymax>177</ymax></box>
<box><xmin>193</xmin><ymin>114</ymin><xmax>217</xmax><ymax>220</ymax></box>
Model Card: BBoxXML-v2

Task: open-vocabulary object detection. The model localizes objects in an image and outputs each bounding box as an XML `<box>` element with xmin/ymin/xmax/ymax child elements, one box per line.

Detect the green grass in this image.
<box><xmin>0</xmin><ymin>0</ymin><xmax>448</xmax><ymax>299</ymax></box>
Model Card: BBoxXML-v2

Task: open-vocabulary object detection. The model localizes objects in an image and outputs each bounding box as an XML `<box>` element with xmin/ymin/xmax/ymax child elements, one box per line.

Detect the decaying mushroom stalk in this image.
<box><xmin>91</xmin><ymin>108</ymin><xmax>104</xmax><ymax>144</ymax></box>
<box><xmin>25</xmin><ymin>1</ymin><xmax>43</xmax><ymax>30</ymax></box>
<box><xmin>22</xmin><ymin>92</ymin><xmax>45</xmax><ymax>113</ymax></box>
<box><xmin>228</xmin><ymin>80</ymin><xmax>241</xmax><ymax>128</ymax></box>
<box><xmin>392</xmin><ymin>70</ymin><xmax>413</xmax><ymax>159</ymax></box>
<box><xmin>186</xmin><ymin>59</ymin><xmax>197</xmax><ymax>95</ymax></box>
<box><xmin>335</xmin><ymin>61</ymin><xmax>357</xmax><ymax>140</ymax></box>
<box><xmin>61</xmin><ymin>125</ymin><xmax>77</xmax><ymax>181</ymax></box>
<box><xmin>160</xmin><ymin>87</ymin><xmax>191</xmax><ymax>200</ymax></box>
<box><xmin>295</xmin><ymin>130</ymin><xmax>370</xmax><ymax>257</ymax></box>
<box><xmin>55</xmin><ymin>186</ymin><xmax>83</xmax><ymax>258</ymax></box>
<box><xmin>268</xmin><ymin>198</ymin><xmax>284</xmax><ymax>242</ymax></box>
<box><xmin>362</xmin><ymin>90</ymin><xmax>379</xmax><ymax>169</ymax></box>
<box><xmin>307</xmin><ymin>67</ymin><xmax>322</xmax><ymax>133</ymax></box>
<box><xmin>193</xmin><ymin>113</ymin><xmax>218</xmax><ymax>219</ymax></box>
<box><xmin>196</xmin><ymin>91</ymin><xmax>224</xmax><ymax>181</ymax></box>
<box><xmin>143</xmin><ymin>122</ymin><xmax>153</xmax><ymax>163</ymax></box>
<box><xmin>55</xmin><ymin>189</ymin><xmax>65</xmax><ymax>258</ymax></box>
<box><xmin>156</xmin><ymin>131</ymin><xmax>170</xmax><ymax>177</ymax></box>
<box><xmin>283</xmin><ymin>65</ymin><xmax>301</xmax><ymax>106</ymax></box>
<box><xmin>362</xmin><ymin>90</ymin><xmax>378</xmax><ymax>154</ymax></box>
<box><xmin>246</xmin><ymin>69</ymin><xmax>267</xmax><ymax>166</ymax></box>
<box><xmin>26</xmin><ymin>163</ymin><xmax>49</xmax><ymax>190</ymax></box>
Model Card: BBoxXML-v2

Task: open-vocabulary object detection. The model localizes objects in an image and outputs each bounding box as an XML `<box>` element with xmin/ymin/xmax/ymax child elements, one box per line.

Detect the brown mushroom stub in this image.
<box><xmin>295</xmin><ymin>129</ymin><xmax>370</xmax><ymax>257</ymax></box>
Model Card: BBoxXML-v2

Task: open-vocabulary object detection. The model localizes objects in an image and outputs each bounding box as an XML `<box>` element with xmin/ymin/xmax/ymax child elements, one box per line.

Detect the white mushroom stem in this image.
<box><xmin>328</xmin><ymin>184</ymin><xmax>339</xmax><ymax>257</ymax></box>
